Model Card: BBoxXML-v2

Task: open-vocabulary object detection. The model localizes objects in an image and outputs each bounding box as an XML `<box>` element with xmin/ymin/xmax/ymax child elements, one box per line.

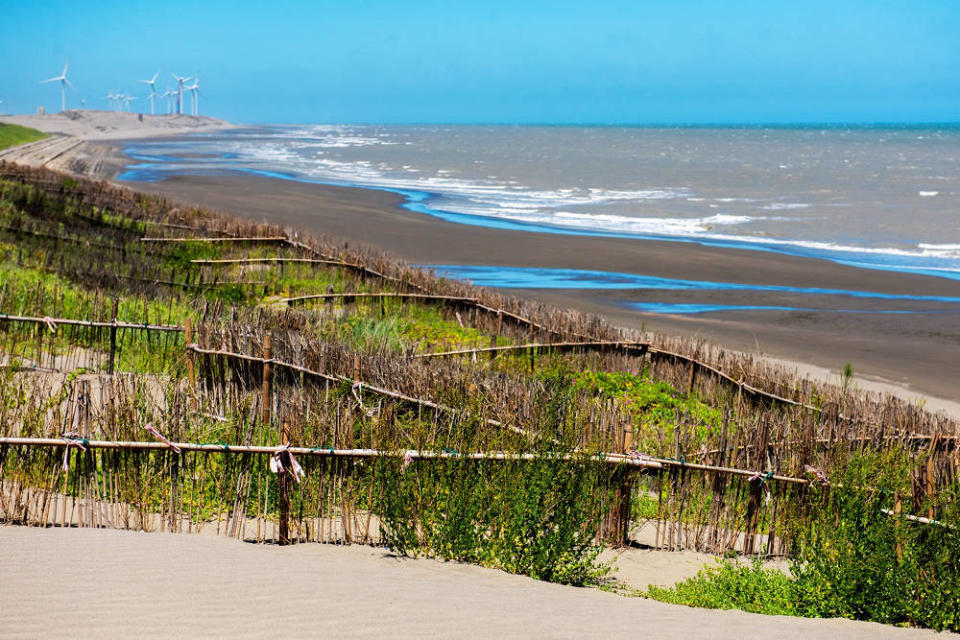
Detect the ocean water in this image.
<box><xmin>118</xmin><ymin>124</ymin><xmax>960</xmax><ymax>280</ymax></box>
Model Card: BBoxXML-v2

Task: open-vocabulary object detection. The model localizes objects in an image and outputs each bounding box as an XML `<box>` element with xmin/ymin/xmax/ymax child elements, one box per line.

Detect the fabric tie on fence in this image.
<box><xmin>352</xmin><ymin>382</ymin><xmax>365</xmax><ymax>409</ymax></box>
<box><xmin>628</xmin><ymin>451</ymin><xmax>651</xmax><ymax>461</ymax></box>
<box><xmin>60</xmin><ymin>433</ymin><xmax>88</xmax><ymax>473</ymax></box>
<box><xmin>402</xmin><ymin>450</ymin><xmax>415</xmax><ymax>473</ymax></box>
<box><xmin>804</xmin><ymin>464</ymin><xmax>830</xmax><ymax>486</ymax></box>
<box><xmin>143</xmin><ymin>423</ymin><xmax>182</xmax><ymax>453</ymax></box>
<box><xmin>748</xmin><ymin>470</ymin><xmax>773</xmax><ymax>504</ymax></box>
<box><xmin>270</xmin><ymin>445</ymin><xmax>305</xmax><ymax>483</ymax></box>
<box><xmin>42</xmin><ymin>316</ymin><xmax>57</xmax><ymax>333</ymax></box>
<box><xmin>352</xmin><ymin>382</ymin><xmax>379</xmax><ymax>417</ymax></box>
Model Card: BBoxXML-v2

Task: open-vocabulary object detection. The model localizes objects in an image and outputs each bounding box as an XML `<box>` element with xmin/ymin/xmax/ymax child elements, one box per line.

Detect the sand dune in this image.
<box><xmin>0</xmin><ymin>525</ymin><xmax>949</xmax><ymax>639</ymax></box>
<box><xmin>0</xmin><ymin>109</ymin><xmax>231</xmax><ymax>141</ymax></box>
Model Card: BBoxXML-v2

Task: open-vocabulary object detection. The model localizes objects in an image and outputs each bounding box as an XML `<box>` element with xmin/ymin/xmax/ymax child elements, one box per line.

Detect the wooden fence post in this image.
<box><xmin>107</xmin><ymin>299</ymin><xmax>119</xmax><ymax>374</ymax></box>
<box><xmin>262</xmin><ymin>333</ymin><xmax>272</xmax><ymax>426</ymax></box>
<box><xmin>601</xmin><ymin>426</ymin><xmax>634</xmax><ymax>547</ymax></box>
<box><xmin>184</xmin><ymin>317</ymin><xmax>197</xmax><ymax>410</ymax></box>
<box><xmin>279</xmin><ymin>419</ymin><xmax>291</xmax><ymax>545</ymax></box>
<box><xmin>894</xmin><ymin>492</ymin><xmax>904</xmax><ymax>562</ymax></box>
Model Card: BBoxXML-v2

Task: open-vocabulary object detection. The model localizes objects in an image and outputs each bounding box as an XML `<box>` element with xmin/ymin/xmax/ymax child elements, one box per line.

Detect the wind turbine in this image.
<box><xmin>40</xmin><ymin>62</ymin><xmax>73</xmax><ymax>112</ymax></box>
<box><xmin>123</xmin><ymin>95</ymin><xmax>137</xmax><ymax>112</ymax></box>
<box><xmin>161</xmin><ymin>89</ymin><xmax>175</xmax><ymax>114</ymax></box>
<box><xmin>171</xmin><ymin>73</ymin><xmax>191</xmax><ymax>115</ymax></box>
<box><xmin>185</xmin><ymin>75</ymin><xmax>201</xmax><ymax>116</ymax></box>
<box><xmin>137</xmin><ymin>71</ymin><xmax>160</xmax><ymax>114</ymax></box>
<box><xmin>104</xmin><ymin>91</ymin><xmax>118</xmax><ymax>111</ymax></box>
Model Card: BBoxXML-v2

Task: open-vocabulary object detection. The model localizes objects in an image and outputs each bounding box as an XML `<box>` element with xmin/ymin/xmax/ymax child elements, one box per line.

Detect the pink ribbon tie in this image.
<box><xmin>804</xmin><ymin>464</ymin><xmax>829</xmax><ymax>486</ymax></box>
<box><xmin>143</xmin><ymin>423</ymin><xmax>182</xmax><ymax>453</ymax></box>
<box><xmin>270</xmin><ymin>445</ymin><xmax>305</xmax><ymax>483</ymax></box>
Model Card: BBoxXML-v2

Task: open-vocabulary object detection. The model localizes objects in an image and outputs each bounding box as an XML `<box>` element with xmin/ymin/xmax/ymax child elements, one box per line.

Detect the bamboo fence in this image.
<box><xmin>2</xmin><ymin>160</ymin><xmax>958</xmax><ymax>555</ymax></box>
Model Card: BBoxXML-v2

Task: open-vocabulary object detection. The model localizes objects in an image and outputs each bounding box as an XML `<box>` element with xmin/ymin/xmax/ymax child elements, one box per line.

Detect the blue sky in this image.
<box><xmin>1</xmin><ymin>0</ymin><xmax>958</xmax><ymax>124</ymax></box>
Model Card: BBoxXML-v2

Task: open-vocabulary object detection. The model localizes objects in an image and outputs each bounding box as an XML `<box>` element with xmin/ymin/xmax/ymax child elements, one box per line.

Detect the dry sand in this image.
<box><xmin>0</xmin><ymin>525</ymin><xmax>950</xmax><ymax>639</ymax></box>
<box><xmin>0</xmin><ymin>110</ymin><xmax>232</xmax><ymax>141</ymax></box>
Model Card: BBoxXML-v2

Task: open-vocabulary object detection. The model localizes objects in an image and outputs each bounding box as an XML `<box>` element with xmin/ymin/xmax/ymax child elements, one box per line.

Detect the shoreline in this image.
<box><xmin>0</xmin><ymin>117</ymin><xmax>957</xmax><ymax>412</ymax></box>
<box><xmin>102</xmin><ymin>167</ymin><xmax>960</xmax><ymax>409</ymax></box>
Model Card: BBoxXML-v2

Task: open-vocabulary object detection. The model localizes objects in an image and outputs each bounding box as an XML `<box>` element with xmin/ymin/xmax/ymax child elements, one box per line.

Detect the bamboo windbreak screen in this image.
<box><xmin>0</xmin><ymin>161</ymin><xmax>958</xmax><ymax>557</ymax></box>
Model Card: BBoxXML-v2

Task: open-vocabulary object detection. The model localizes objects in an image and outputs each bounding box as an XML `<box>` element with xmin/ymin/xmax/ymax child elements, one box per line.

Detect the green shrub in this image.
<box><xmin>376</xmin><ymin>452</ymin><xmax>612</xmax><ymax>586</ymax></box>
<box><xmin>646</xmin><ymin>559</ymin><xmax>800</xmax><ymax>616</ymax></box>
<box><xmin>790</xmin><ymin>461</ymin><xmax>960</xmax><ymax>631</ymax></box>
<box><xmin>647</xmin><ymin>457</ymin><xmax>960</xmax><ymax>632</ymax></box>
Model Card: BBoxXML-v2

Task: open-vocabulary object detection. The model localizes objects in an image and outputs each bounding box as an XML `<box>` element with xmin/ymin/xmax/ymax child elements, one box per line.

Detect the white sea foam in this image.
<box><xmin>137</xmin><ymin>125</ymin><xmax>960</xmax><ymax>275</ymax></box>
<box><xmin>761</xmin><ymin>203</ymin><xmax>812</xmax><ymax>210</ymax></box>
<box><xmin>919</xmin><ymin>244</ymin><xmax>960</xmax><ymax>258</ymax></box>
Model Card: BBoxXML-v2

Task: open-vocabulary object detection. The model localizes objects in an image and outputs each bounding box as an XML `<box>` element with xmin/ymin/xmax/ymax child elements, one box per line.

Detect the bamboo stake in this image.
<box><xmin>278</xmin><ymin>419</ymin><xmax>291</xmax><ymax>545</ymax></box>
<box><xmin>262</xmin><ymin>334</ymin><xmax>272</xmax><ymax>427</ymax></box>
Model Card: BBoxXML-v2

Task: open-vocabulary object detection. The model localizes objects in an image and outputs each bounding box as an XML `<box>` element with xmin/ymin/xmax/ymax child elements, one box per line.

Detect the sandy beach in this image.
<box><xmin>0</xmin><ymin>110</ymin><xmax>232</xmax><ymax>141</ymax></box>
<box><xmin>0</xmin><ymin>525</ymin><xmax>948</xmax><ymax>639</ymax></box>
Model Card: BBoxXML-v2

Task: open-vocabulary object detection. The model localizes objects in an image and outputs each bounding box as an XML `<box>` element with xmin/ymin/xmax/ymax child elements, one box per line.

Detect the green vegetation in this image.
<box><xmin>646</xmin><ymin>560</ymin><xmax>801</xmax><ymax>617</ymax></box>
<box><xmin>377</xmin><ymin>454</ymin><xmax>612</xmax><ymax>585</ymax></box>
<box><xmin>647</xmin><ymin>457</ymin><xmax>960</xmax><ymax>632</ymax></box>
<box><xmin>0</xmin><ymin>123</ymin><xmax>48</xmax><ymax>151</ymax></box>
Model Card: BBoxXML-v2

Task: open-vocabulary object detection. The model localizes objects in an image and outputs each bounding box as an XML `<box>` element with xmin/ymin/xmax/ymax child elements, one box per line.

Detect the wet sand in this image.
<box><xmin>113</xmin><ymin>169</ymin><xmax>960</xmax><ymax>405</ymax></box>
<box><xmin>0</xmin><ymin>525</ymin><xmax>947</xmax><ymax>639</ymax></box>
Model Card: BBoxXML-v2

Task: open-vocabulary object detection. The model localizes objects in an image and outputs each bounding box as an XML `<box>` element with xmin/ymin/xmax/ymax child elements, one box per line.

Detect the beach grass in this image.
<box><xmin>0</xmin><ymin>123</ymin><xmax>48</xmax><ymax>151</ymax></box>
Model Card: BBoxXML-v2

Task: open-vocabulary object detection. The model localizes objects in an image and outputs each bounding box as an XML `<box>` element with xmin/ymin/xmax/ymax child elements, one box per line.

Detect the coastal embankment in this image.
<box><xmin>1</xmin><ymin>112</ymin><xmax>956</xmax><ymax>412</ymax></box>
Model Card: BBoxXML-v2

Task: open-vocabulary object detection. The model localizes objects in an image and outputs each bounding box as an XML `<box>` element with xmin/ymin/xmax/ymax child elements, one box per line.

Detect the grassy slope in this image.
<box><xmin>0</xmin><ymin>123</ymin><xmax>48</xmax><ymax>151</ymax></box>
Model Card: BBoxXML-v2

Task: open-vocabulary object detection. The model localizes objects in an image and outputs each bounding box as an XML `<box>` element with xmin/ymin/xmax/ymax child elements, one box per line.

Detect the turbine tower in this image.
<box><xmin>137</xmin><ymin>71</ymin><xmax>160</xmax><ymax>115</ymax></box>
<box><xmin>185</xmin><ymin>75</ymin><xmax>200</xmax><ymax>116</ymax></box>
<box><xmin>171</xmin><ymin>73</ymin><xmax>191</xmax><ymax>115</ymax></box>
<box><xmin>40</xmin><ymin>62</ymin><xmax>73</xmax><ymax>112</ymax></box>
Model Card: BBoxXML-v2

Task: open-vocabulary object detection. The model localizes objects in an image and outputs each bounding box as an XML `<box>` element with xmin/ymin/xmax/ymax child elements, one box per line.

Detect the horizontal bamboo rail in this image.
<box><xmin>879</xmin><ymin>508</ymin><xmax>952</xmax><ymax>528</ymax></box>
<box><xmin>192</xmin><ymin>257</ymin><xmax>364</xmax><ymax>268</ymax></box>
<box><xmin>0</xmin><ymin>437</ymin><xmax>662</xmax><ymax>470</ymax></box>
<box><xmin>0</xmin><ymin>313</ymin><xmax>183</xmax><ymax>333</ymax></box>
<box><xmin>140</xmin><ymin>236</ymin><xmax>290</xmax><ymax>244</ymax></box>
<box><xmin>416</xmin><ymin>340</ymin><xmax>649</xmax><ymax>359</ymax></box>
<box><xmin>284</xmin><ymin>292</ymin><xmax>482</xmax><ymax>305</ymax></box>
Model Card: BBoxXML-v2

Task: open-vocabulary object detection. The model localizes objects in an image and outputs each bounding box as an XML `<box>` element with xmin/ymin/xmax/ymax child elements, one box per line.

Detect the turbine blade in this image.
<box><xmin>65</xmin><ymin>78</ymin><xmax>75</xmax><ymax>91</ymax></box>
<box><xmin>62</xmin><ymin>62</ymin><xmax>69</xmax><ymax>76</ymax></box>
<box><xmin>41</xmin><ymin>76</ymin><xmax>60</xmax><ymax>83</ymax></box>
